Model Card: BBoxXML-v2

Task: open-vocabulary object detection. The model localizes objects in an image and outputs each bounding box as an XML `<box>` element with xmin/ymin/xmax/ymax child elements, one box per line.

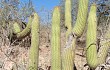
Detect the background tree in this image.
<box><xmin>0</xmin><ymin>0</ymin><xmax>35</xmax><ymax>45</ymax></box>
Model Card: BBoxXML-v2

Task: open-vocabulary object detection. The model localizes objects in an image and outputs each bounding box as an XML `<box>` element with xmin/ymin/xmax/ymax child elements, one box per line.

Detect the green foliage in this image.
<box><xmin>51</xmin><ymin>7</ymin><xmax>61</xmax><ymax>70</ymax></box>
<box><xmin>29</xmin><ymin>13</ymin><xmax>39</xmax><ymax>70</ymax></box>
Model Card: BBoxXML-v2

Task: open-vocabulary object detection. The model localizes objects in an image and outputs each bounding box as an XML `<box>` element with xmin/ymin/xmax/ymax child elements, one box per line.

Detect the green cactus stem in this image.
<box><xmin>62</xmin><ymin>0</ymin><xmax>89</xmax><ymax>70</ymax></box>
<box><xmin>65</xmin><ymin>0</ymin><xmax>72</xmax><ymax>39</ymax></box>
<box><xmin>62</xmin><ymin>34</ymin><xmax>76</xmax><ymax>70</ymax></box>
<box><xmin>86</xmin><ymin>4</ymin><xmax>98</xmax><ymax>68</ymax></box>
<box><xmin>29</xmin><ymin>13</ymin><xmax>39</xmax><ymax>70</ymax></box>
<box><xmin>97</xmin><ymin>40</ymin><xmax>110</xmax><ymax>64</ymax></box>
<box><xmin>16</xmin><ymin>16</ymin><xmax>33</xmax><ymax>38</ymax></box>
<box><xmin>13</xmin><ymin>22</ymin><xmax>21</xmax><ymax>34</ymax></box>
<box><xmin>97</xmin><ymin>22</ymin><xmax>110</xmax><ymax>64</ymax></box>
<box><xmin>51</xmin><ymin>7</ymin><xmax>61</xmax><ymax>70</ymax></box>
<box><xmin>86</xmin><ymin>4</ymin><xmax>110</xmax><ymax>69</ymax></box>
<box><xmin>73</xmin><ymin>0</ymin><xmax>89</xmax><ymax>37</ymax></box>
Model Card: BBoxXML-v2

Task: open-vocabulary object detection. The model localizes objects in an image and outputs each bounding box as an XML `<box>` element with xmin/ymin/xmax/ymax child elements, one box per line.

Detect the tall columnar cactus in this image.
<box><xmin>86</xmin><ymin>4</ymin><xmax>110</xmax><ymax>69</ymax></box>
<box><xmin>62</xmin><ymin>0</ymin><xmax>74</xmax><ymax>70</ymax></box>
<box><xmin>86</xmin><ymin>4</ymin><xmax>98</xmax><ymax>68</ymax></box>
<box><xmin>73</xmin><ymin>0</ymin><xmax>89</xmax><ymax>37</ymax></box>
<box><xmin>29</xmin><ymin>13</ymin><xmax>39</xmax><ymax>70</ymax></box>
<box><xmin>62</xmin><ymin>0</ymin><xmax>89</xmax><ymax>70</ymax></box>
<box><xmin>16</xmin><ymin>16</ymin><xmax>33</xmax><ymax>38</ymax></box>
<box><xmin>51</xmin><ymin>7</ymin><xmax>61</xmax><ymax>70</ymax></box>
<box><xmin>65</xmin><ymin>0</ymin><xmax>72</xmax><ymax>39</ymax></box>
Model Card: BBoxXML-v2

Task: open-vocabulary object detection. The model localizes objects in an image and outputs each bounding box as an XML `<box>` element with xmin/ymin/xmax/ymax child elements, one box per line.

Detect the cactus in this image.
<box><xmin>73</xmin><ymin>0</ymin><xmax>89</xmax><ymax>37</ymax></box>
<box><xmin>62</xmin><ymin>0</ymin><xmax>89</xmax><ymax>70</ymax></box>
<box><xmin>86</xmin><ymin>4</ymin><xmax>98</xmax><ymax>68</ymax></box>
<box><xmin>65</xmin><ymin>0</ymin><xmax>72</xmax><ymax>39</ymax></box>
<box><xmin>16</xmin><ymin>16</ymin><xmax>33</xmax><ymax>38</ymax></box>
<box><xmin>51</xmin><ymin>7</ymin><xmax>61</xmax><ymax>70</ymax></box>
<box><xmin>29</xmin><ymin>13</ymin><xmax>39</xmax><ymax>70</ymax></box>
<box><xmin>86</xmin><ymin>4</ymin><xmax>110</xmax><ymax>69</ymax></box>
<box><xmin>62</xmin><ymin>35</ymin><xmax>76</xmax><ymax>70</ymax></box>
<box><xmin>97</xmin><ymin>22</ymin><xmax>110</xmax><ymax>64</ymax></box>
<box><xmin>13</xmin><ymin>22</ymin><xmax>21</xmax><ymax>34</ymax></box>
<box><xmin>97</xmin><ymin>40</ymin><xmax>110</xmax><ymax>64</ymax></box>
<box><xmin>62</xmin><ymin>0</ymin><xmax>75</xmax><ymax>70</ymax></box>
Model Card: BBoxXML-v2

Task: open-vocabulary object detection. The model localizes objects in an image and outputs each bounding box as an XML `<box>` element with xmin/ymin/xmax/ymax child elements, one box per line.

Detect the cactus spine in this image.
<box><xmin>51</xmin><ymin>7</ymin><xmax>61</xmax><ymax>70</ymax></box>
<box><xmin>73</xmin><ymin>0</ymin><xmax>88</xmax><ymax>37</ymax></box>
<box><xmin>29</xmin><ymin>13</ymin><xmax>39</xmax><ymax>70</ymax></box>
<box><xmin>65</xmin><ymin>0</ymin><xmax>72</xmax><ymax>39</ymax></box>
<box><xmin>86</xmin><ymin>4</ymin><xmax>98</xmax><ymax>68</ymax></box>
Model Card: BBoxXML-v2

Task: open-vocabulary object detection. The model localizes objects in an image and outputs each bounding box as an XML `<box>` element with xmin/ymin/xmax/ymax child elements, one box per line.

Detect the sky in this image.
<box><xmin>20</xmin><ymin>0</ymin><xmax>60</xmax><ymax>24</ymax></box>
<box><xmin>20</xmin><ymin>0</ymin><xmax>60</xmax><ymax>11</ymax></box>
<box><xmin>19</xmin><ymin>0</ymin><xmax>110</xmax><ymax>23</ymax></box>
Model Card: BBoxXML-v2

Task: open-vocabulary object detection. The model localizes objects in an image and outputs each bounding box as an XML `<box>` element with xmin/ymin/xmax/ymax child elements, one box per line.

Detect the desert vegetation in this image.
<box><xmin>0</xmin><ymin>0</ymin><xmax>110</xmax><ymax>70</ymax></box>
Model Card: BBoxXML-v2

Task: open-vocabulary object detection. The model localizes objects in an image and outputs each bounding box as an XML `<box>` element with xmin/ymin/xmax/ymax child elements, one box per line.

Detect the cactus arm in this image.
<box><xmin>16</xmin><ymin>16</ymin><xmax>33</xmax><ymax>38</ymax></box>
<box><xmin>72</xmin><ymin>0</ymin><xmax>89</xmax><ymax>37</ymax></box>
<box><xmin>86</xmin><ymin>4</ymin><xmax>110</xmax><ymax>69</ymax></box>
<box><xmin>65</xmin><ymin>0</ymin><xmax>72</xmax><ymax>39</ymax></box>
<box><xmin>51</xmin><ymin>7</ymin><xmax>61</xmax><ymax>70</ymax></box>
<box><xmin>86</xmin><ymin>4</ymin><xmax>98</xmax><ymax>68</ymax></box>
<box><xmin>13</xmin><ymin>22</ymin><xmax>21</xmax><ymax>34</ymax></box>
<box><xmin>29</xmin><ymin>13</ymin><xmax>39</xmax><ymax>70</ymax></box>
